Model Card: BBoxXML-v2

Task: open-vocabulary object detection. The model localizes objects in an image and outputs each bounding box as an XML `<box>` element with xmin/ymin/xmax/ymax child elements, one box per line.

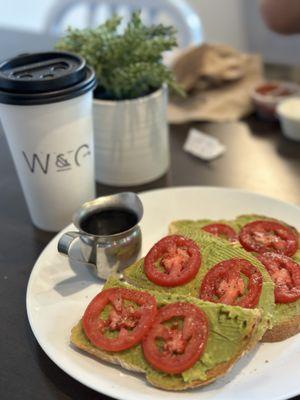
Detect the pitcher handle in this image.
<box><xmin>57</xmin><ymin>231</ymin><xmax>82</xmax><ymax>256</ymax></box>
<box><xmin>57</xmin><ymin>231</ymin><xmax>98</xmax><ymax>274</ymax></box>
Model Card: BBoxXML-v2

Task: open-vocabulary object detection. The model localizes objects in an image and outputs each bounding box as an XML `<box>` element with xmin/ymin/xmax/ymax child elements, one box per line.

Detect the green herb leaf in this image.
<box><xmin>55</xmin><ymin>11</ymin><xmax>184</xmax><ymax>100</ymax></box>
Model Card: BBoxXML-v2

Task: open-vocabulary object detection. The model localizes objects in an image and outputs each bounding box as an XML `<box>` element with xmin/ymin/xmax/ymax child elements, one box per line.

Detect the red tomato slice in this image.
<box><xmin>144</xmin><ymin>235</ymin><xmax>201</xmax><ymax>287</ymax></box>
<box><xmin>202</xmin><ymin>223</ymin><xmax>238</xmax><ymax>242</ymax></box>
<box><xmin>82</xmin><ymin>288</ymin><xmax>157</xmax><ymax>351</ymax></box>
<box><xmin>142</xmin><ymin>302</ymin><xmax>209</xmax><ymax>374</ymax></box>
<box><xmin>257</xmin><ymin>253</ymin><xmax>300</xmax><ymax>303</ymax></box>
<box><xmin>199</xmin><ymin>258</ymin><xmax>263</xmax><ymax>308</ymax></box>
<box><xmin>239</xmin><ymin>220</ymin><xmax>298</xmax><ymax>256</ymax></box>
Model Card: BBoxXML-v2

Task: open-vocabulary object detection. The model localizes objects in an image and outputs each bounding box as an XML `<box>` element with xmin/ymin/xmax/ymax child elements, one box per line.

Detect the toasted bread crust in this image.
<box><xmin>168</xmin><ymin>221</ymin><xmax>181</xmax><ymax>235</ymax></box>
<box><xmin>71</xmin><ymin>335</ymin><xmax>145</xmax><ymax>374</ymax></box>
<box><xmin>262</xmin><ymin>314</ymin><xmax>300</xmax><ymax>342</ymax></box>
<box><xmin>71</xmin><ymin>311</ymin><xmax>260</xmax><ymax>391</ymax></box>
<box><xmin>147</xmin><ymin>333</ymin><xmax>256</xmax><ymax>391</ymax></box>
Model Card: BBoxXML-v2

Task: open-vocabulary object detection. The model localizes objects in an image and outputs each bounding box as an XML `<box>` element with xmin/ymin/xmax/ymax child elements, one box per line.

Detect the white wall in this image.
<box><xmin>0</xmin><ymin>0</ymin><xmax>250</xmax><ymax>51</ymax></box>
<box><xmin>243</xmin><ymin>0</ymin><xmax>300</xmax><ymax>65</ymax></box>
<box><xmin>188</xmin><ymin>0</ymin><xmax>248</xmax><ymax>51</ymax></box>
<box><xmin>189</xmin><ymin>0</ymin><xmax>300</xmax><ymax>65</ymax></box>
<box><xmin>2</xmin><ymin>0</ymin><xmax>248</xmax><ymax>47</ymax></box>
<box><xmin>0</xmin><ymin>0</ymin><xmax>249</xmax><ymax>50</ymax></box>
<box><xmin>1</xmin><ymin>0</ymin><xmax>300</xmax><ymax>65</ymax></box>
<box><xmin>0</xmin><ymin>0</ymin><xmax>53</xmax><ymax>31</ymax></box>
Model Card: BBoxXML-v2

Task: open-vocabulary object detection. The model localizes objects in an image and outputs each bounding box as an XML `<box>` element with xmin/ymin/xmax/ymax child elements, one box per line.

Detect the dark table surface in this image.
<box><xmin>1</xmin><ymin>28</ymin><xmax>300</xmax><ymax>400</ymax></box>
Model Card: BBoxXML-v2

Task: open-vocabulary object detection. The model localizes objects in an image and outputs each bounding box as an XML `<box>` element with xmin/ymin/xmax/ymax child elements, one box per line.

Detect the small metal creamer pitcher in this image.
<box><xmin>57</xmin><ymin>192</ymin><xmax>143</xmax><ymax>279</ymax></box>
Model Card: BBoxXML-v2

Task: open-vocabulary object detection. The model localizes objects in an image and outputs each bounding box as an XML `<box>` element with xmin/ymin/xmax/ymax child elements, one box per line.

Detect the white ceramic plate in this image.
<box><xmin>27</xmin><ymin>187</ymin><xmax>300</xmax><ymax>400</ymax></box>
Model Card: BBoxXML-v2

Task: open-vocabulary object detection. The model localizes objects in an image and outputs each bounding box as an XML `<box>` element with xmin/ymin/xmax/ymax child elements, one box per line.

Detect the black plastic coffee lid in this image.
<box><xmin>0</xmin><ymin>51</ymin><xmax>97</xmax><ymax>105</ymax></box>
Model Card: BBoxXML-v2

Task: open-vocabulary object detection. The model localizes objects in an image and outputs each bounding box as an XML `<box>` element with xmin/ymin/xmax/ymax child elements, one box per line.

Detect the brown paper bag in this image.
<box><xmin>168</xmin><ymin>44</ymin><xmax>263</xmax><ymax>123</ymax></box>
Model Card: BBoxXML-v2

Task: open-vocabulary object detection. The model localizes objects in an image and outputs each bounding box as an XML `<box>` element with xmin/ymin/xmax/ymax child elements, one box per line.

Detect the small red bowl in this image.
<box><xmin>251</xmin><ymin>81</ymin><xmax>300</xmax><ymax>121</ymax></box>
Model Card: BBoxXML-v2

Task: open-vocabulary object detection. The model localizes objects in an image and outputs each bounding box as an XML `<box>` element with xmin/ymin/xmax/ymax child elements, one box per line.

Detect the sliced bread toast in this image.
<box><xmin>169</xmin><ymin>214</ymin><xmax>300</xmax><ymax>342</ymax></box>
<box><xmin>71</xmin><ymin>277</ymin><xmax>262</xmax><ymax>391</ymax></box>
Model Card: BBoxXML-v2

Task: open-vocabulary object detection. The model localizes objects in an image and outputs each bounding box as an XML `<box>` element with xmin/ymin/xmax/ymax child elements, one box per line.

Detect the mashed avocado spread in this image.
<box><xmin>124</xmin><ymin>227</ymin><xmax>275</xmax><ymax>338</ymax></box>
<box><xmin>71</xmin><ymin>277</ymin><xmax>260</xmax><ymax>388</ymax></box>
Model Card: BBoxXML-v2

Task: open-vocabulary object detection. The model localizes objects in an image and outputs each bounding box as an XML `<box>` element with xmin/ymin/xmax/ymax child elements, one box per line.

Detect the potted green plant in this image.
<box><xmin>56</xmin><ymin>12</ymin><xmax>181</xmax><ymax>186</ymax></box>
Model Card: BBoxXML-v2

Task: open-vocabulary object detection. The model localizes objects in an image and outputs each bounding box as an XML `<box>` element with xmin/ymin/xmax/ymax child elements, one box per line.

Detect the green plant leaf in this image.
<box><xmin>55</xmin><ymin>11</ymin><xmax>184</xmax><ymax>100</ymax></box>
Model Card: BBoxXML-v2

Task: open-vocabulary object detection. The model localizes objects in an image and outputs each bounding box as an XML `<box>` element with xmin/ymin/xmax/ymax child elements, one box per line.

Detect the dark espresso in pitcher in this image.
<box><xmin>80</xmin><ymin>208</ymin><xmax>138</xmax><ymax>236</ymax></box>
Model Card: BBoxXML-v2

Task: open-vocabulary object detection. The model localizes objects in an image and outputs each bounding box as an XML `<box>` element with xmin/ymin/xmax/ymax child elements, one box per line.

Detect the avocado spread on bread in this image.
<box><xmin>71</xmin><ymin>277</ymin><xmax>261</xmax><ymax>390</ymax></box>
<box><xmin>124</xmin><ymin>229</ymin><xmax>275</xmax><ymax>339</ymax></box>
<box><xmin>170</xmin><ymin>215</ymin><xmax>300</xmax><ymax>331</ymax></box>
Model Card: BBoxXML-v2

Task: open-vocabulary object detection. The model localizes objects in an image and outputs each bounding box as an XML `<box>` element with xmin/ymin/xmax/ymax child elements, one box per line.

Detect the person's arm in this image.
<box><xmin>260</xmin><ymin>0</ymin><xmax>300</xmax><ymax>34</ymax></box>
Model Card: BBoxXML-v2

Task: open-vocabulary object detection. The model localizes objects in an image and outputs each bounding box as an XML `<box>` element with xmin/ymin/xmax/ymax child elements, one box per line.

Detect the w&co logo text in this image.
<box><xmin>22</xmin><ymin>144</ymin><xmax>91</xmax><ymax>174</ymax></box>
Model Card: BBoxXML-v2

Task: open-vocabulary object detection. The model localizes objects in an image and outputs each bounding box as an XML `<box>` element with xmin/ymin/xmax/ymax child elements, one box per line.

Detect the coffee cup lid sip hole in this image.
<box><xmin>0</xmin><ymin>51</ymin><xmax>97</xmax><ymax>105</ymax></box>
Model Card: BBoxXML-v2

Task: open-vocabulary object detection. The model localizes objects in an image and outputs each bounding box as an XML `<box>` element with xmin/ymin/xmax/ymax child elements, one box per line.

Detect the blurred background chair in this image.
<box><xmin>44</xmin><ymin>0</ymin><xmax>203</xmax><ymax>49</ymax></box>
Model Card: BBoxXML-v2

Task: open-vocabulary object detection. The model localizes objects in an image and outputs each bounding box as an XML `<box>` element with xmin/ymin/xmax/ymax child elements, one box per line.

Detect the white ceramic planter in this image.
<box><xmin>93</xmin><ymin>86</ymin><xmax>170</xmax><ymax>186</ymax></box>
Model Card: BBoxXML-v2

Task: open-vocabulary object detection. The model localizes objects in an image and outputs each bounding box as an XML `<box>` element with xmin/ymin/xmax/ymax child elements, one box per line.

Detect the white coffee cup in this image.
<box><xmin>0</xmin><ymin>52</ymin><xmax>97</xmax><ymax>231</ymax></box>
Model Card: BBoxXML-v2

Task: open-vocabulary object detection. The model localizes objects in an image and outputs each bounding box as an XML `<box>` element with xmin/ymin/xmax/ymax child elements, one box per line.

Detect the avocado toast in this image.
<box><xmin>71</xmin><ymin>277</ymin><xmax>262</xmax><ymax>391</ymax></box>
<box><xmin>124</xmin><ymin>228</ymin><xmax>275</xmax><ymax>341</ymax></box>
<box><xmin>169</xmin><ymin>214</ymin><xmax>300</xmax><ymax>342</ymax></box>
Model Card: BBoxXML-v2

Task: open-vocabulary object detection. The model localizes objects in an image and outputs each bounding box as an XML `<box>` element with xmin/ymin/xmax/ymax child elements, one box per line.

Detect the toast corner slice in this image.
<box><xmin>262</xmin><ymin>313</ymin><xmax>300</xmax><ymax>342</ymax></box>
<box><xmin>145</xmin><ymin>307</ymin><xmax>261</xmax><ymax>391</ymax></box>
<box><xmin>168</xmin><ymin>221</ymin><xmax>180</xmax><ymax>235</ymax></box>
